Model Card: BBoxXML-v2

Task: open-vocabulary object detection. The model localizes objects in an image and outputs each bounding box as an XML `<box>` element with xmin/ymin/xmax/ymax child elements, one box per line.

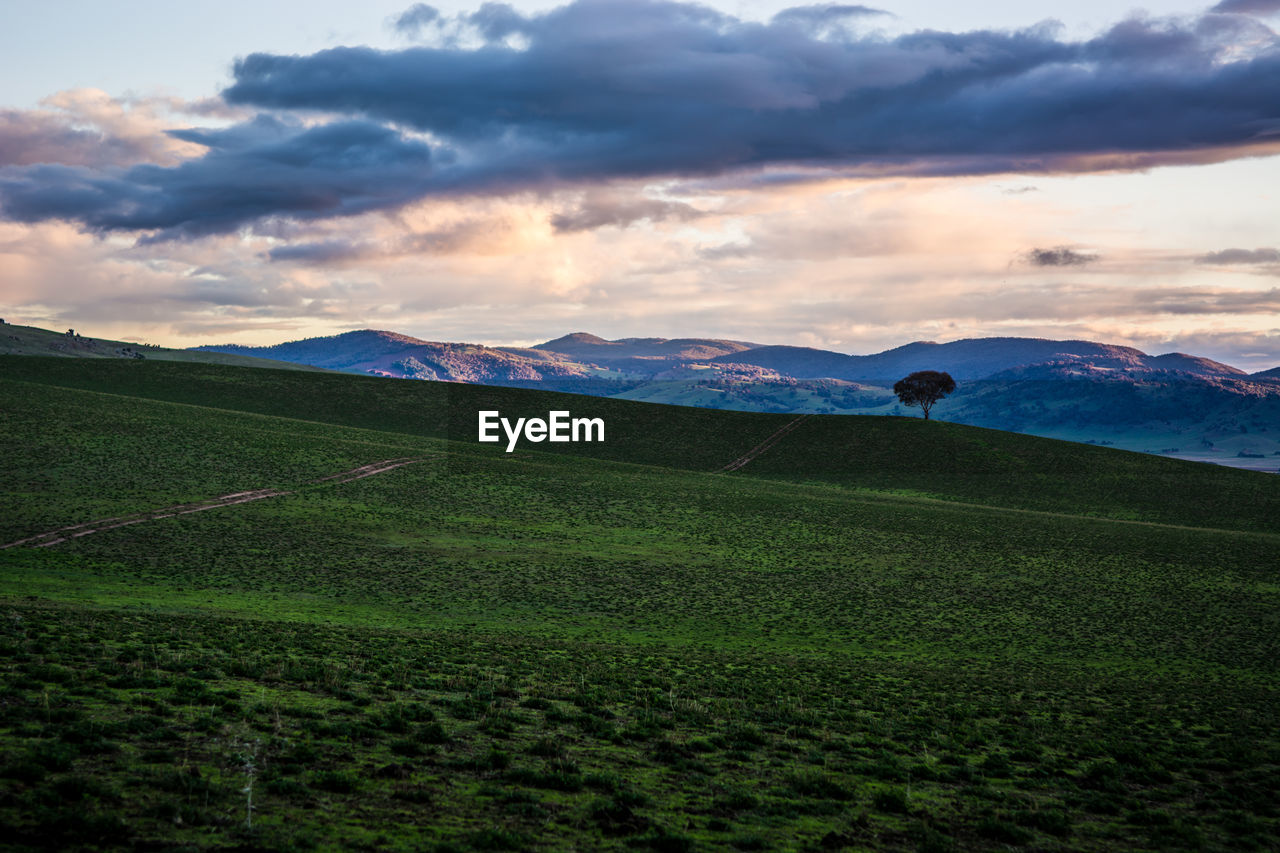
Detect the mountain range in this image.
<box><xmin>197</xmin><ymin>328</ymin><xmax>1266</xmax><ymax>382</ymax></box>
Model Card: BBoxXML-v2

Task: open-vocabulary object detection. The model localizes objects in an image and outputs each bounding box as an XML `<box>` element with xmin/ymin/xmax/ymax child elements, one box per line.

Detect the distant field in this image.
<box><xmin>1</xmin><ymin>359</ymin><xmax>1277</xmax><ymax>851</ymax></box>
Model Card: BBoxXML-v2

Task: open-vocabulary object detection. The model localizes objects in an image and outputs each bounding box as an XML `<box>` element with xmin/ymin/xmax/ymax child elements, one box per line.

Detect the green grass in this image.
<box><xmin>2</xmin><ymin>604</ymin><xmax>1275</xmax><ymax>852</ymax></box>
<box><xmin>0</xmin><ymin>358</ymin><xmax>1277</xmax><ymax>850</ymax></box>
<box><xmin>6</xmin><ymin>356</ymin><xmax>1279</xmax><ymax>531</ymax></box>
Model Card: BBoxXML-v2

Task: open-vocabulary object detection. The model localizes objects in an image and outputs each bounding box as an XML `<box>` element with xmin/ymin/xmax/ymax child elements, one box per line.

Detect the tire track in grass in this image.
<box><xmin>720</xmin><ymin>415</ymin><xmax>811</xmax><ymax>472</ymax></box>
<box><xmin>3</xmin><ymin>457</ymin><xmax>427</xmax><ymax>549</ymax></box>
<box><xmin>313</xmin><ymin>457</ymin><xmax>422</xmax><ymax>484</ymax></box>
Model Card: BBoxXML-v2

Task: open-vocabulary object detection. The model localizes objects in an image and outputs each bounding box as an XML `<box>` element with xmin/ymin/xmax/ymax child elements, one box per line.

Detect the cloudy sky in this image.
<box><xmin>1</xmin><ymin>0</ymin><xmax>1278</xmax><ymax>368</ymax></box>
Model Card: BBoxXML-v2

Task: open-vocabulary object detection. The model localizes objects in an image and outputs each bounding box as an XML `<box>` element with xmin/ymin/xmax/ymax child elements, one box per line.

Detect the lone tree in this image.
<box><xmin>893</xmin><ymin>370</ymin><xmax>956</xmax><ymax>420</ymax></box>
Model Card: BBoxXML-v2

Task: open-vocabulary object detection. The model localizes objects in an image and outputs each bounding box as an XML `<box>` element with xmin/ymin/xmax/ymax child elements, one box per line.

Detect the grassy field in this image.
<box><xmin>6</xmin><ymin>357</ymin><xmax>1277</xmax><ymax>531</ymax></box>
<box><xmin>1</xmin><ymin>358</ymin><xmax>1277</xmax><ymax>851</ymax></box>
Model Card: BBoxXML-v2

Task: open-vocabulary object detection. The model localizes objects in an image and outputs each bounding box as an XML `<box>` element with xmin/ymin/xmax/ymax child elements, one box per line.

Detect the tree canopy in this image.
<box><xmin>893</xmin><ymin>370</ymin><xmax>956</xmax><ymax>420</ymax></box>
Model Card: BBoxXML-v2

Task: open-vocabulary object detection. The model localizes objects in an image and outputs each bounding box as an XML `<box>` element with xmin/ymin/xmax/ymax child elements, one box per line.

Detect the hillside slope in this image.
<box><xmin>11</xmin><ymin>320</ymin><xmax>1266</xmax><ymax>458</ymax></box>
<box><xmin>6</xmin><ymin>356</ymin><xmax>1277</xmax><ymax>532</ymax></box>
<box><xmin>0</xmin><ymin>322</ymin><xmax>331</xmax><ymax>371</ymax></box>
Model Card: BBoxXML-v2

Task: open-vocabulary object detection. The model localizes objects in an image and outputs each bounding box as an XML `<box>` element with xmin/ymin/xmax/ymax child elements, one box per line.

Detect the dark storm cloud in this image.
<box><xmin>1211</xmin><ymin>0</ymin><xmax>1280</xmax><ymax>15</ymax></box>
<box><xmin>771</xmin><ymin>5</ymin><xmax>890</xmax><ymax>31</ymax></box>
<box><xmin>0</xmin><ymin>115</ymin><xmax>435</xmax><ymax>240</ymax></box>
<box><xmin>1196</xmin><ymin>247</ymin><xmax>1280</xmax><ymax>264</ymax></box>
<box><xmin>394</xmin><ymin>3</ymin><xmax>441</xmax><ymax>36</ymax></box>
<box><xmin>3</xmin><ymin>0</ymin><xmax>1280</xmax><ymax>239</ymax></box>
<box><xmin>1025</xmin><ymin>247</ymin><xmax>1100</xmax><ymax>267</ymax></box>
<box><xmin>223</xmin><ymin>0</ymin><xmax>1280</xmax><ymax>180</ymax></box>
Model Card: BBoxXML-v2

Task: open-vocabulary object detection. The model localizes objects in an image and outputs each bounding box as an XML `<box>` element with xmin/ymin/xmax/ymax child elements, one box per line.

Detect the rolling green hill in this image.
<box><xmin>1</xmin><ymin>358</ymin><xmax>1277</xmax><ymax>851</ymax></box>
<box><xmin>0</xmin><ymin>322</ymin><xmax>331</xmax><ymax>372</ymax></box>
<box><xmin>5</xmin><ymin>356</ymin><xmax>1277</xmax><ymax>532</ymax></box>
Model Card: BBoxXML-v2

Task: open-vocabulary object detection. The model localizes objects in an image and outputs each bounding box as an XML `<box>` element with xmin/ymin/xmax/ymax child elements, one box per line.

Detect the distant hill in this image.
<box><xmin>713</xmin><ymin>337</ymin><xmax>1245</xmax><ymax>381</ymax></box>
<box><xmin>194</xmin><ymin>328</ymin><xmax>1250</xmax><ymax>384</ymax></box>
<box><xmin>534</xmin><ymin>332</ymin><xmax>757</xmax><ymax>363</ymax></box>
<box><xmin>706</xmin><ymin>345</ymin><xmax>857</xmax><ymax>379</ymax></box>
<box><xmin>196</xmin><ymin>329</ymin><xmax>434</xmax><ymax>370</ymax></box>
<box><xmin>195</xmin><ymin>329</ymin><xmax>629</xmax><ymax>388</ymax></box>
<box><xmin>0</xmin><ymin>322</ymin><xmax>328</xmax><ymax>372</ymax></box>
<box><xmin>195</xmin><ymin>329</ymin><xmax>763</xmax><ymax>391</ymax></box>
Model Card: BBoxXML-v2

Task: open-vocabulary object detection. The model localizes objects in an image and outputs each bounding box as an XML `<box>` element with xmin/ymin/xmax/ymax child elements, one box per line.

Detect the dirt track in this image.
<box><xmin>314</xmin><ymin>457</ymin><xmax>421</xmax><ymax>484</ymax></box>
<box><xmin>2</xmin><ymin>457</ymin><xmax>425</xmax><ymax>550</ymax></box>
<box><xmin>720</xmin><ymin>415</ymin><xmax>810</xmax><ymax>472</ymax></box>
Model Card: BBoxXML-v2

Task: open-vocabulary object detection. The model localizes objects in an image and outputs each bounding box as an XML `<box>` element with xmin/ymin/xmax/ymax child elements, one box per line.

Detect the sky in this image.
<box><xmin>0</xmin><ymin>0</ymin><xmax>1278</xmax><ymax>369</ymax></box>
